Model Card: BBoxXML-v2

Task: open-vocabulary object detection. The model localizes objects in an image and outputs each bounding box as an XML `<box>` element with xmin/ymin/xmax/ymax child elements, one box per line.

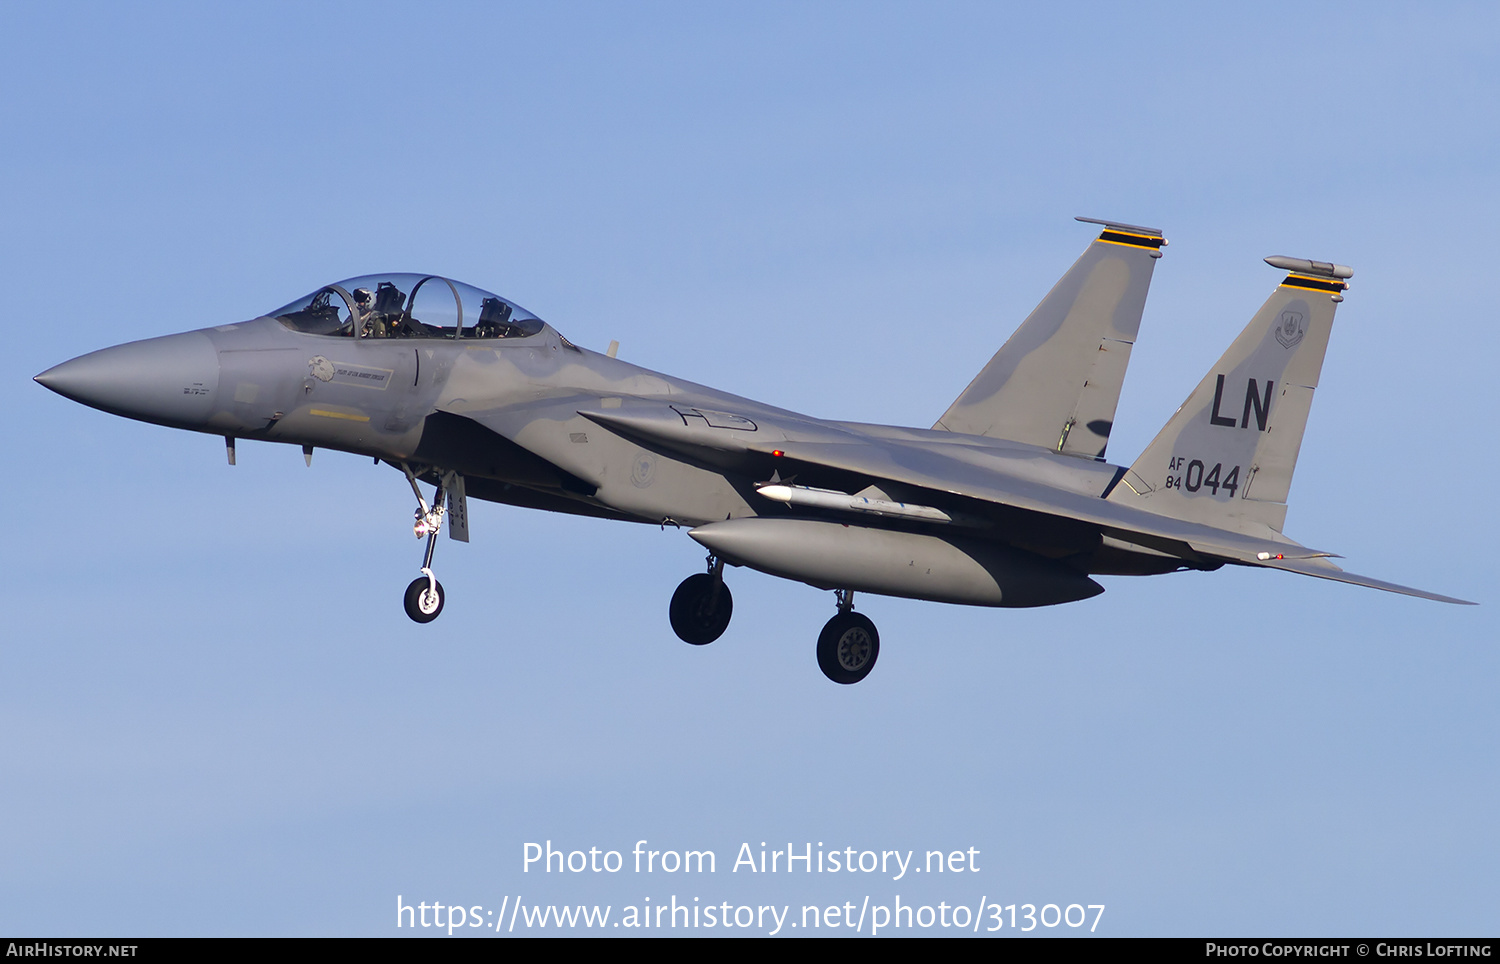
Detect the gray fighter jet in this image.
<box><xmin>34</xmin><ymin>218</ymin><xmax>1471</xmax><ymax>684</ymax></box>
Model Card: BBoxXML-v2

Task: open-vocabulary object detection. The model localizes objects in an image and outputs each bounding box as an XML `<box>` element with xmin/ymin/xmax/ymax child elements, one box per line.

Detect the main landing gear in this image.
<box><xmin>817</xmin><ymin>589</ymin><xmax>879</xmax><ymax>685</ymax></box>
<box><xmin>669</xmin><ymin>554</ymin><xmax>733</xmax><ymax>645</ymax></box>
<box><xmin>402</xmin><ymin>465</ymin><xmax>449</xmax><ymax>624</ymax></box>
<box><xmin>666</xmin><ymin>566</ymin><xmax>881</xmax><ymax>683</ymax></box>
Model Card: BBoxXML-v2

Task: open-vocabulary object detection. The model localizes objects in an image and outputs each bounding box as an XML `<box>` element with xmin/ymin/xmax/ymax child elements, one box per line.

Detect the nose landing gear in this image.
<box><xmin>817</xmin><ymin>589</ymin><xmax>879</xmax><ymax>684</ymax></box>
<box><xmin>669</xmin><ymin>553</ymin><xmax>733</xmax><ymax>645</ymax></box>
<box><xmin>404</xmin><ymin>573</ymin><xmax>445</xmax><ymax>623</ymax></box>
<box><xmin>400</xmin><ymin>464</ymin><xmax>461</xmax><ymax>624</ymax></box>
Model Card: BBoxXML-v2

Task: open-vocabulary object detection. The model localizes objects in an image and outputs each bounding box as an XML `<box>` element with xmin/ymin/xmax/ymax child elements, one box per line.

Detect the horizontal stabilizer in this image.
<box><xmin>1251</xmin><ymin>555</ymin><xmax>1475</xmax><ymax>605</ymax></box>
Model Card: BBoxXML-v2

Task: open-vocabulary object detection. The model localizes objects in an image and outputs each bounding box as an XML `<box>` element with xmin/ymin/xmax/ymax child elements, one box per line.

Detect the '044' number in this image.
<box><xmin>1164</xmin><ymin>460</ymin><xmax>1240</xmax><ymax>495</ymax></box>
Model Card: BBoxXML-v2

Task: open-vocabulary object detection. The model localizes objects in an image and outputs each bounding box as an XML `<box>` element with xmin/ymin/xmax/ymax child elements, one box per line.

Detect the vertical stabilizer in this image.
<box><xmin>1107</xmin><ymin>257</ymin><xmax>1352</xmax><ymax>534</ymax></box>
<box><xmin>934</xmin><ymin>218</ymin><xmax>1165</xmax><ymax>459</ymax></box>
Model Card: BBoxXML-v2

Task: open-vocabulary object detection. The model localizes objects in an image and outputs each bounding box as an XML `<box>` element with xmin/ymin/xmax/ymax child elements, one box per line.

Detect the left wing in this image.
<box><xmin>575</xmin><ymin>400</ymin><xmax>1310</xmax><ymax>561</ymax></box>
<box><xmin>745</xmin><ymin>435</ymin><xmax>1471</xmax><ymax>604</ymax></box>
<box><xmin>437</xmin><ymin>389</ymin><xmax>1469</xmax><ymax>606</ymax></box>
<box><xmin>576</xmin><ymin>404</ymin><xmax>1471</xmax><ymax>605</ymax></box>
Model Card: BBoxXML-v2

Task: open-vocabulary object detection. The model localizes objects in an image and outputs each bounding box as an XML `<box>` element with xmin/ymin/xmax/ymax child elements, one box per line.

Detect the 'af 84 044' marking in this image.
<box><xmin>1164</xmin><ymin>456</ymin><xmax>1242</xmax><ymax>497</ymax></box>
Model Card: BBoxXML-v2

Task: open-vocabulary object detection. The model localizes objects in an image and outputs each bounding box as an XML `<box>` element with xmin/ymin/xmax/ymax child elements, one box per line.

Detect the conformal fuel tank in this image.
<box><xmin>689</xmin><ymin>517</ymin><xmax>1103</xmax><ymax>608</ymax></box>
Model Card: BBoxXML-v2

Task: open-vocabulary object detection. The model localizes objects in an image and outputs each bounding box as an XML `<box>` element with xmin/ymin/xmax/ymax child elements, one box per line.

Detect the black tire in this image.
<box><xmin>403</xmin><ymin>576</ymin><xmax>445</xmax><ymax>623</ymax></box>
<box><xmin>669</xmin><ymin>573</ymin><xmax>733</xmax><ymax>645</ymax></box>
<box><xmin>817</xmin><ymin>611</ymin><xmax>879</xmax><ymax>684</ymax></box>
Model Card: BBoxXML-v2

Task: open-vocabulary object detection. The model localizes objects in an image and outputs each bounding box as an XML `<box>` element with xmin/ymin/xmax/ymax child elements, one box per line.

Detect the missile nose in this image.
<box><xmin>35</xmin><ymin>331</ymin><xmax>220</xmax><ymax>428</ymax></box>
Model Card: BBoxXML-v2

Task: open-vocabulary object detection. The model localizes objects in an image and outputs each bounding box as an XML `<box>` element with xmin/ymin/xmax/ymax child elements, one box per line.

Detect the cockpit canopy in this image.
<box><xmin>269</xmin><ymin>274</ymin><xmax>546</xmax><ymax>341</ymax></box>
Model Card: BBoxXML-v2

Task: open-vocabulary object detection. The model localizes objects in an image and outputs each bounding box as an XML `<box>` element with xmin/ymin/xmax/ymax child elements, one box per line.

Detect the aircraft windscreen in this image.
<box><xmin>269</xmin><ymin>274</ymin><xmax>546</xmax><ymax>340</ymax></box>
<box><xmin>271</xmin><ymin>287</ymin><xmax>348</xmax><ymax>335</ymax></box>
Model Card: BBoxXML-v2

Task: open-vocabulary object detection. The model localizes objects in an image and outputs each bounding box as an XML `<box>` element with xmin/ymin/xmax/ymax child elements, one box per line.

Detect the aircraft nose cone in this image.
<box><xmin>35</xmin><ymin>331</ymin><xmax>220</xmax><ymax>428</ymax></box>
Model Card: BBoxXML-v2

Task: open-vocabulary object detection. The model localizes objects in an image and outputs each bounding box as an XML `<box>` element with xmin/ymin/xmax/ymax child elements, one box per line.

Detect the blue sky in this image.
<box><xmin>2</xmin><ymin>2</ymin><xmax>1496</xmax><ymax>936</ymax></box>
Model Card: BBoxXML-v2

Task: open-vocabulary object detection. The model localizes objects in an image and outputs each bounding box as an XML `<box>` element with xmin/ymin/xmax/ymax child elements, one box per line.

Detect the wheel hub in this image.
<box><xmin>837</xmin><ymin>628</ymin><xmax>872</xmax><ymax>670</ymax></box>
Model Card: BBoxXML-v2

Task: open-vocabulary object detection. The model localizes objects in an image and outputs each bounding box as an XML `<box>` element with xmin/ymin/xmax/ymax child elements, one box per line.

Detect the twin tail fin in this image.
<box><xmin>934</xmin><ymin>217</ymin><xmax>1165</xmax><ymax>460</ymax></box>
<box><xmin>1106</xmin><ymin>256</ymin><xmax>1351</xmax><ymax>535</ymax></box>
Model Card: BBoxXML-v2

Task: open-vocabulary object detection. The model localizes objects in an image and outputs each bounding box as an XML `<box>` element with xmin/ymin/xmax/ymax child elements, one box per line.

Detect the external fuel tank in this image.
<box><xmin>689</xmin><ymin>518</ymin><xmax>1103</xmax><ymax>608</ymax></box>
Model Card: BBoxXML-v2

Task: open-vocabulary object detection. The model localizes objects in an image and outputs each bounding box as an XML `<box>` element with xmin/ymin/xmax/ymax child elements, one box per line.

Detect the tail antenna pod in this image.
<box><xmin>1264</xmin><ymin>256</ymin><xmax>1353</xmax><ymax>280</ymax></box>
<box><xmin>1267</xmin><ymin>256</ymin><xmax>1351</xmax><ymax>301</ymax></box>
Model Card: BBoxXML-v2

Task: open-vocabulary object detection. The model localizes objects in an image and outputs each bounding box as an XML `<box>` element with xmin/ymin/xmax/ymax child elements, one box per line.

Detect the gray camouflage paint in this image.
<box><xmin>1110</xmin><ymin>269</ymin><xmax>1341</xmax><ymax>534</ymax></box>
<box><xmin>934</xmin><ymin>223</ymin><xmax>1162</xmax><ymax>459</ymax></box>
<box><xmin>35</xmin><ymin>238</ymin><xmax>1470</xmax><ymax>610</ymax></box>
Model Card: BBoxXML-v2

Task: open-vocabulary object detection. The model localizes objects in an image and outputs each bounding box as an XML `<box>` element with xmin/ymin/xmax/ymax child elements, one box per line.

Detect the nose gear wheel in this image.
<box><xmin>404</xmin><ymin>575</ymin><xmax>445</xmax><ymax>623</ymax></box>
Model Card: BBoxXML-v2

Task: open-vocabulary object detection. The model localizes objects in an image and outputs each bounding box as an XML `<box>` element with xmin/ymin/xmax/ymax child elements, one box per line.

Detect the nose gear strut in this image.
<box><xmin>402</xmin><ymin>463</ymin><xmax>450</xmax><ymax>623</ymax></box>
